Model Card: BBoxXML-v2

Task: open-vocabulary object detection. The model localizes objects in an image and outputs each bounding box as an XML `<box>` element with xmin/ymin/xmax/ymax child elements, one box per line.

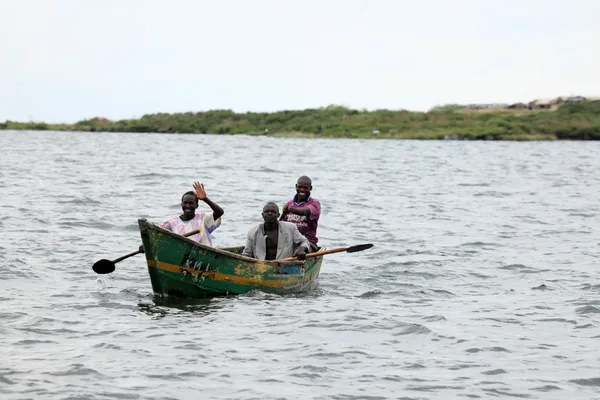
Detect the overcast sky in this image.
<box><xmin>1</xmin><ymin>0</ymin><xmax>599</xmax><ymax>122</ymax></box>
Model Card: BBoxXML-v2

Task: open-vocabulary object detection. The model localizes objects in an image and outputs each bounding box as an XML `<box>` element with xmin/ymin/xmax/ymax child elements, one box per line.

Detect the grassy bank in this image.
<box><xmin>2</xmin><ymin>102</ymin><xmax>600</xmax><ymax>140</ymax></box>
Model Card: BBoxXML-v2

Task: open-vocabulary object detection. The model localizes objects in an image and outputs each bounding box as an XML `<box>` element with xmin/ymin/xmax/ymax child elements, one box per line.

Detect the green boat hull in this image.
<box><xmin>138</xmin><ymin>219</ymin><xmax>323</xmax><ymax>298</ymax></box>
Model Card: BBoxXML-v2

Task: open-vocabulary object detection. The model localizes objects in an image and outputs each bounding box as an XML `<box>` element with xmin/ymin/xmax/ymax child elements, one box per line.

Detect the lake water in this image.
<box><xmin>1</xmin><ymin>130</ymin><xmax>599</xmax><ymax>399</ymax></box>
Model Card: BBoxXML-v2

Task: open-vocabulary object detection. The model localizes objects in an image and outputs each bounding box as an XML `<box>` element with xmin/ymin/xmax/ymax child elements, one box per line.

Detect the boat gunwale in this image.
<box><xmin>138</xmin><ymin>218</ymin><xmax>319</xmax><ymax>266</ymax></box>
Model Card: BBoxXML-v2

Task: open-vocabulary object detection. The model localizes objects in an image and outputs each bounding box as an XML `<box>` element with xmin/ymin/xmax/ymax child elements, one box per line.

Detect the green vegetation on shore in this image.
<box><xmin>2</xmin><ymin>101</ymin><xmax>600</xmax><ymax>140</ymax></box>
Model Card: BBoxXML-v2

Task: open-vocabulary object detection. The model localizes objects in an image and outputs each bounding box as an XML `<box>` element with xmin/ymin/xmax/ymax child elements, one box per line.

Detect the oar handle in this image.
<box><xmin>276</xmin><ymin>243</ymin><xmax>373</xmax><ymax>262</ymax></box>
<box><xmin>277</xmin><ymin>247</ymin><xmax>349</xmax><ymax>262</ymax></box>
<box><xmin>112</xmin><ymin>228</ymin><xmax>201</xmax><ymax>263</ymax></box>
<box><xmin>112</xmin><ymin>249</ymin><xmax>143</xmax><ymax>263</ymax></box>
<box><xmin>182</xmin><ymin>228</ymin><xmax>201</xmax><ymax>238</ymax></box>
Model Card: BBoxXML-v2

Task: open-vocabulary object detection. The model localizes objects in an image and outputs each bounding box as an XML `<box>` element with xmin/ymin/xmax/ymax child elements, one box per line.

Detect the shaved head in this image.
<box><xmin>263</xmin><ymin>202</ymin><xmax>279</xmax><ymax>212</ymax></box>
<box><xmin>295</xmin><ymin>176</ymin><xmax>313</xmax><ymax>201</ymax></box>
<box><xmin>297</xmin><ymin>176</ymin><xmax>312</xmax><ymax>186</ymax></box>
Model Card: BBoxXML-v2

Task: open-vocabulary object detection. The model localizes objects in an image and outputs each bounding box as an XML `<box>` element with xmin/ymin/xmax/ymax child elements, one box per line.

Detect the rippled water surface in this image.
<box><xmin>1</xmin><ymin>131</ymin><xmax>600</xmax><ymax>399</ymax></box>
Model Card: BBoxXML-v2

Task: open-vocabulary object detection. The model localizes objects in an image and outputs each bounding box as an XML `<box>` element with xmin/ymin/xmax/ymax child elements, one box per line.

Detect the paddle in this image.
<box><xmin>277</xmin><ymin>243</ymin><xmax>373</xmax><ymax>262</ymax></box>
<box><xmin>92</xmin><ymin>228</ymin><xmax>201</xmax><ymax>274</ymax></box>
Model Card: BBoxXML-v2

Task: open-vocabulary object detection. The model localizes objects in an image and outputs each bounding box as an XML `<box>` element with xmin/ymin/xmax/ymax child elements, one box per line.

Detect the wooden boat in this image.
<box><xmin>138</xmin><ymin>218</ymin><xmax>323</xmax><ymax>298</ymax></box>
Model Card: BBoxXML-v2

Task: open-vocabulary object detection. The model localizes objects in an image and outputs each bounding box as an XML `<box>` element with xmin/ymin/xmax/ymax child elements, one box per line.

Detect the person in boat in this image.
<box><xmin>140</xmin><ymin>181</ymin><xmax>224</xmax><ymax>252</ymax></box>
<box><xmin>279</xmin><ymin>175</ymin><xmax>321</xmax><ymax>252</ymax></box>
<box><xmin>242</xmin><ymin>202</ymin><xmax>310</xmax><ymax>261</ymax></box>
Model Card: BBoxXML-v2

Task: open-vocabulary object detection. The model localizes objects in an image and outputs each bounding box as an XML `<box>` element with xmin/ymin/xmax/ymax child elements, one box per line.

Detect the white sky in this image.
<box><xmin>1</xmin><ymin>0</ymin><xmax>599</xmax><ymax>122</ymax></box>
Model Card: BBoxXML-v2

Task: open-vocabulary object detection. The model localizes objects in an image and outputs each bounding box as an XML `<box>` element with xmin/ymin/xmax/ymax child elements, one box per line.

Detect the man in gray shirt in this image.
<box><xmin>242</xmin><ymin>202</ymin><xmax>310</xmax><ymax>261</ymax></box>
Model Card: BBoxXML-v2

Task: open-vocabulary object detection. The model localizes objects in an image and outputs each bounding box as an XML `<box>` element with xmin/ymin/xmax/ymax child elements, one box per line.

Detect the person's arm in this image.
<box><xmin>285</xmin><ymin>204</ymin><xmax>311</xmax><ymax>217</ymax></box>
<box><xmin>284</xmin><ymin>200</ymin><xmax>320</xmax><ymax>219</ymax></box>
<box><xmin>160</xmin><ymin>219</ymin><xmax>172</xmax><ymax>230</ymax></box>
<box><xmin>306</xmin><ymin>199</ymin><xmax>321</xmax><ymax>220</ymax></box>
<box><xmin>293</xmin><ymin>245</ymin><xmax>308</xmax><ymax>260</ymax></box>
<box><xmin>241</xmin><ymin>229</ymin><xmax>255</xmax><ymax>258</ymax></box>
<box><xmin>279</xmin><ymin>202</ymin><xmax>290</xmax><ymax>221</ymax></box>
<box><xmin>193</xmin><ymin>181</ymin><xmax>224</xmax><ymax>221</ymax></box>
<box><xmin>291</xmin><ymin>226</ymin><xmax>310</xmax><ymax>260</ymax></box>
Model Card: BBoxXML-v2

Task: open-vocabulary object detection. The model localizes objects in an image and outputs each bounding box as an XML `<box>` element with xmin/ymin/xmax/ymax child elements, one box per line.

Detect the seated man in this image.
<box><xmin>242</xmin><ymin>202</ymin><xmax>310</xmax><ymax>260</ymax></box>
<box><xmin>280</xmin><ymin>175</ymin><xmax>321</xmax><ymax>252</ymax></box>
<box><xmin>159</xmin><ymin>181</ymin><xmax>224</xmax><ymax>246</ymax></box>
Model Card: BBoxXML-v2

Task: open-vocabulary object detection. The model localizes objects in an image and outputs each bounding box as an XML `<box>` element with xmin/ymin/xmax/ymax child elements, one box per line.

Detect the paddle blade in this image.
<box><xmin>93</xmin><ymin>259</ymin><xmax>116</xmax><ymax>274</ymax></box>
<box><xmin>346</xmin><ymin>243</ymin><xmax>373</xmax><ymax>253</ymax></box>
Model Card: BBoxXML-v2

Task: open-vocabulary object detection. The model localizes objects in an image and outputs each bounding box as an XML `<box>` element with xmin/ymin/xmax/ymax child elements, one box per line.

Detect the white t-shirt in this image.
<box><xmin>160</xmin><ymin>212</ymin><xmax>221</xmax><ymax>246</ymax></box>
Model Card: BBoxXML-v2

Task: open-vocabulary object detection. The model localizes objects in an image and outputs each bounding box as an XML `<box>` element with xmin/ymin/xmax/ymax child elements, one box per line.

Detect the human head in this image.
<box><xmin>295</xmin><ymin>175</ymin><xmax>312</xmax><ymax>202</ymax></box>
<box><xmin>262</xmin><ymin>202</ymin><xmax>280</xmax><ymax>224</ymax></box>
<box><xmin>181</xmin><ymin>191</ymin><xmax>198</xmax><ymax>219</ymax></box>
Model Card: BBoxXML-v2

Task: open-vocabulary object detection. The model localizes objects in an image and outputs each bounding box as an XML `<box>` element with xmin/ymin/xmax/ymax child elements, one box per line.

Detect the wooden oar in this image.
<box><xmin>92</xmin><ymin>228</ymin><xmax>201</xmax><ymax>274</ymax></box>
<box><xmin>277</xmin><ymin>243</ymin><xmax>373</xmax><ymax>262</ymax></box>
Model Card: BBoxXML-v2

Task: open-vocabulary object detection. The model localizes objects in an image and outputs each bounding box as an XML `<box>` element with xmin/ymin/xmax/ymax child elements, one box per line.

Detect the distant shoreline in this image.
<box><xmin>3</xmin><ymin>100</ymin><xmax>600</xmax><ymax>140</ymax></box>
